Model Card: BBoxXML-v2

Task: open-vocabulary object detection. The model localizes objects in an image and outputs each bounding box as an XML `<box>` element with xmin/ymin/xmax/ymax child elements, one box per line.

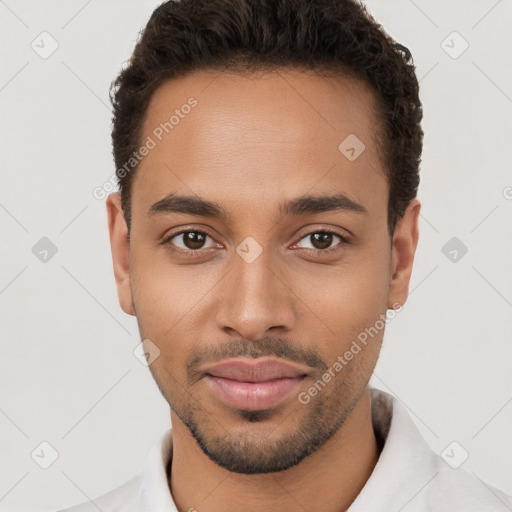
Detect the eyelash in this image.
<box><xmin>162</xmin><ymin>227</ymin><xmax>350</xmax><ymax>258</ymax></box>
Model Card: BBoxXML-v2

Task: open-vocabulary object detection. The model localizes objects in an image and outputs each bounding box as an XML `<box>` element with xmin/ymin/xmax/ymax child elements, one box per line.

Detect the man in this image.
<box><xmin>60</xmin><ymin>0</ymin><xmax>511</xmax><ymax>510</ymax></box>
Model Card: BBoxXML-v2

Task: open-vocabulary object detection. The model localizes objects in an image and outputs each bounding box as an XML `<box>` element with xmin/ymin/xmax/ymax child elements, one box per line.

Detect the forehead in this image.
<box><xmin>132</xmin><ymin>68</ymin><xmax>387</xmax><ymax>222</ymax></box>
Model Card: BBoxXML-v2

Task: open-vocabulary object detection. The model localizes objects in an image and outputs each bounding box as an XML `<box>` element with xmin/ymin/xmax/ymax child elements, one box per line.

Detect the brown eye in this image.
<box><xmin>182</xmin><ymin>231</ymin><xmax>207</xmax><ymax>249</ymax></box>
<box><xmin>296</xmin><ymin>230</ymin><xmax>346</xmax><ymax>252</ymax></box>
<box><xmin>310</xmin><ymin>232</ymin><xmax>334</xmax><ymax>250</ymax></box>
<box><xmin>166</xmin><ymin>230</ymin><xmax>214</xmax><ymax>251</ymax></box>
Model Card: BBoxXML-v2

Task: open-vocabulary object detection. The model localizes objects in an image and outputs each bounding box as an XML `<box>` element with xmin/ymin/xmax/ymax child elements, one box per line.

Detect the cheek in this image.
<box><xmin>130</xmin><ymin>260</ymin><xmax>169</xmax><ymax>332</ymax></box>
<box><xmin>300</xmin><ymin>252</ymin><xmax>390</xmax><ymax>324</ymax></box>
<box><xmin>129</xmin><ymin>257</ymin><xmax>196</xmax><ymax>385</ymax></box>
<box><xmin>129</xmin><ymin>245</ymin><xmax>222</xmax><ymax>339</ymax></box>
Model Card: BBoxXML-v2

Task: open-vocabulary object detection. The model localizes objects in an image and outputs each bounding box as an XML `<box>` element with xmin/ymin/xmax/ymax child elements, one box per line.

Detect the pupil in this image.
<box><xmin>184</xmin><ymin>231</ymin><xmax>205</xmax><ymax>249</ymax></box>
<box><xmin>312</xmin><ymin>232</ymin><xmax>332</xmax><ymax>250</ymax></box>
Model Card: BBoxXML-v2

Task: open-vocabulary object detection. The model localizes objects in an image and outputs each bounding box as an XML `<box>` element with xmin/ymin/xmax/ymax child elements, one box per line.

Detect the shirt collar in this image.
<box><xmin>137</xmin><ymin>387</ymin><xmax>439</xmax><ymax>511</ymax></box>
<box><xmin>139</xmin><ymin>426</ymin><xmax>177</xmax><ymax>511</ymax></box>
<box><xmin>347</xmin><ymin>388</ymin><xmax>438</xmax><ymax>511</ymax></box>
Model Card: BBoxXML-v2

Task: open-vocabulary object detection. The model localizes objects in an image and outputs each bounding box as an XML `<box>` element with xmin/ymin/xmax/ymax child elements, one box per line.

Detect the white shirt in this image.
<box><xmin>58</xmin><ymin>388</ymin><xmax>512</xmax><ymax>511</ymax></box>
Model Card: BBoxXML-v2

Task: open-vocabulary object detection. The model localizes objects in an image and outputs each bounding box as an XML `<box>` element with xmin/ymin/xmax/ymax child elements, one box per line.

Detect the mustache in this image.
<box><xmin>186</xmin><ymin>337</ymin><xmax>328</xmax><ymax>383</ymax></box>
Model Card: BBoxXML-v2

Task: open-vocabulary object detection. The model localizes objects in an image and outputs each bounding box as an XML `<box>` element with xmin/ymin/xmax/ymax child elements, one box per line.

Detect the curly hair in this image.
<box><xmin>110</xmin><ymin>0</ymin><xmax>423</xmax><ymax>235</ymax></box>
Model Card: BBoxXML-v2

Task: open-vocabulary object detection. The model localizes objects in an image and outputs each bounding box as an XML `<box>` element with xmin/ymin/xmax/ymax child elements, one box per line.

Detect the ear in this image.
<box><xmin>387</xmin><ymin>199</ymin><xmax>421</xmax><ymax>309</ymax></box>
<box><xmin>106</xmin><ymin>192</ymin><xmax>135</xmax><ymax>316</ymax></box>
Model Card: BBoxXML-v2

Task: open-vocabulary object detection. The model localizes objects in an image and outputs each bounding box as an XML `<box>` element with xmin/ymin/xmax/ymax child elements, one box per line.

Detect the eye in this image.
<box><xmin>162</xmin><ymin>227</ymin><xmax>349</xmax><ymax>259</ymax></box>
<box><xmin>294</xmin><ymin>229</ymin><xmax>348</xmax><ymax>252</ymax></box>
<box><xmin>164</xmin><ymin>230</ymin><xmax>217</xmax><ymax>252</ymax></box>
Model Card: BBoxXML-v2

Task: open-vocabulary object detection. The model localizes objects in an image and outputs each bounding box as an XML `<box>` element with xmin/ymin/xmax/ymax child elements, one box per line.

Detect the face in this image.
<box><xmin>107</xmin><ymin>68</ymin><xmax>420</xmax><ymax>474</ymax></box>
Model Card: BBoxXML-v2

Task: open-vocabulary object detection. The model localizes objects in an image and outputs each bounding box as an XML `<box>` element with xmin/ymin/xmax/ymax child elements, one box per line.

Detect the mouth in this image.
<box><xmin>203</xmin><ymin>358</ymin><xmax>309</xmax><ymax>411</ymax></box>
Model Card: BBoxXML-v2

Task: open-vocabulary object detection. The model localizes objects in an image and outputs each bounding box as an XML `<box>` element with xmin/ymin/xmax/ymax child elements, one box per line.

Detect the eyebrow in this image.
<box><xmin>148</xmin><ymin>193</ymin><xmax>229</xmax><ymax>219</ymax></box>
<box><xmin>280</xmin><ymin>193</ymin><xmax>368</xmax><ymax>217</ymax></box>
<box><xmin>147</xmin><ymin>192</ymin><xmax>368</xmax><ymax>220</ymax></box>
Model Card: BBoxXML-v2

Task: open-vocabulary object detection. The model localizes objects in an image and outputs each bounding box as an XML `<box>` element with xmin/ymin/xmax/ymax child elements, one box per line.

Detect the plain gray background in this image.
<box><xmin>1</xmin><ymin>1</ymin><xmax>511</xmax><ymax>510</ymax></box>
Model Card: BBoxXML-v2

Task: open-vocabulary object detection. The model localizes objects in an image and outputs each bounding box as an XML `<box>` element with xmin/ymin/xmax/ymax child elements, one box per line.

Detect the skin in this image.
<box><xmin>107</xmin><ymin>68</ymin><xmax>420</xmax><ymax>512</ymax></box>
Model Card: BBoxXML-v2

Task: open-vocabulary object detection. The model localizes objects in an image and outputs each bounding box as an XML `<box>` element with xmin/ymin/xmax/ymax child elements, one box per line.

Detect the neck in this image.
<box><xmin>169</xmin><ymin>388</ymin><xmax>378</xmax><ymax>512</ymax></box>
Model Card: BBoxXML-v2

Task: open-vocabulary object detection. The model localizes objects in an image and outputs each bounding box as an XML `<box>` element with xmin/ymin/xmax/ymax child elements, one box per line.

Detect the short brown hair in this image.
<box><xmin>110</xmin><ymin>0</ymin><xmax>423</xmax><ymax>235</ymax></box>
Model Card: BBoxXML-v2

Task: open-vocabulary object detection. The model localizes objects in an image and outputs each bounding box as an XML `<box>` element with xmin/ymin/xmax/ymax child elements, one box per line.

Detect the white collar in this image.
<box><xmin>133</xmin><ymin>387</ymin><xmax>511</xmax><ymax>511</ymax></box>
<box><xmin>348</xmin><ymin>388</ymin><xmax>439</xmax><ymax>510</ymax></box>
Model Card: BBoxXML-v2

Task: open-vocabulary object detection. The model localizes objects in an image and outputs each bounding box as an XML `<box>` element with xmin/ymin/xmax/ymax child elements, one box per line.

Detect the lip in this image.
<box><xmin>204</xmin><ymin>358</ymin><xmax>309</xmax><ymax>381</ymax></box>
<box><xmin>203</xmin><ymin>358</ymin><xmax>309</xmax><ymax>411</ymax></box>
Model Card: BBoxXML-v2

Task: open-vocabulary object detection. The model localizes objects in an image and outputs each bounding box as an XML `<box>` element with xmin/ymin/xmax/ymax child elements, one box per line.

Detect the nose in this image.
<box><xmin>215</xmin><ymin>245</ymin><xmax>297</xmax><ymax>341</ymax></box>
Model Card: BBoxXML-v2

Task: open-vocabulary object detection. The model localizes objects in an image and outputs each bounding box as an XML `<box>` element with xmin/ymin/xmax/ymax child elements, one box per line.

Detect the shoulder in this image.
<box><xmin>424</xmin><ymin>464</ymin><xmax>512</xmax><ymax>511</ymax></box>
<box><xmin>56</xmin><ymin>473</ymin><xmax>144</xmax><ymax>512</ymax></box>
<box><xmin>363</xmin><ymin>388</ymin><xmax>512</xmax><ymax>511</ymax></box>
<box><xmin>56</xmin><ymin>427</ymin><xmax>175</xmax><ymax>512</ymax></box>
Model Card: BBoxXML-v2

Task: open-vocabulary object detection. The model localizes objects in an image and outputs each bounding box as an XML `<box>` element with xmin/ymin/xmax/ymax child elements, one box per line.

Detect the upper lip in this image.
<box><xmin>204</xmin><ymin>358</ymin><xmax>309</xmax><ymax>382</ymax></box>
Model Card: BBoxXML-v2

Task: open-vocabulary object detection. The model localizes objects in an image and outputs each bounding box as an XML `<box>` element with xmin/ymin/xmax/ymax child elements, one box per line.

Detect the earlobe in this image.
<box><xmin>387</xmin><ymin>199</ymin><xmax>421</xmax><ymax>309</ymax></box>
<box><xmin>106</xmin><ymin>192</ymin><xmax>135</xmax><ymax>316</ymax></box>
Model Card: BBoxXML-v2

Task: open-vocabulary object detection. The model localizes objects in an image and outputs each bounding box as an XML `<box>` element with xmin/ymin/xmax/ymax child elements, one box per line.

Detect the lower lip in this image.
<box><xmin>205</xmin><ymin>375</ymin><xmax>305</xmax><ymax>411</ymax></box>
